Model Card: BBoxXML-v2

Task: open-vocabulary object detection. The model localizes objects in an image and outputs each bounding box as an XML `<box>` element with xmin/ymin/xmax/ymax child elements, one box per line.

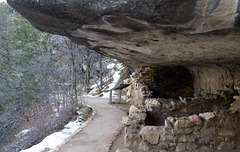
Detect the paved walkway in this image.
<box><xmin>58</xmin><ymin>97</ymin><xmax>125</xmax><ymax>152</ymax></box>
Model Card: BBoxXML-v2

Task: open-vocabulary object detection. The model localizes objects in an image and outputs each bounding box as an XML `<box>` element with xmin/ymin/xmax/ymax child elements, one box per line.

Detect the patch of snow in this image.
<box><xmin>87</xmin><ymin>63</ymin><xmax>124</xmax><ymax>98</ymax></box>
<box><xmin>15</xmin><ymin>128</ymin><xmax>32</xmax><ymax>138</ymax></box>
<box><xmin>20</xmin><ymin>113</ymin><xmax>86</xmax><ymax>152</ymax></box>
<box><xmin>22</xmin><ymin>129</ymin><xmax>31</xmax><ymax>134</ymax></box>
<box><xmin>55</xmin><ymin>112</ymin><xmax>59</xmax><ymax>117</ymax></box>
<box><xmin>107</xmin><ymin>63</ymin><xmax>123</xmax><ymax>70</ymax></box>
<box><xmin>107</xmin><ymin>63</ymin><xmax>116</xmax><ymax>69</ymax></box>
<box><xmin>101</xmin><ymin>70</ymin><xmax>120</xmax><ymax>98</ymax></box>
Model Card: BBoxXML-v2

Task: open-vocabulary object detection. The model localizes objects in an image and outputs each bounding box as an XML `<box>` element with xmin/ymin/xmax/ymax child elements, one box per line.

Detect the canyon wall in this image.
<box><xmin>7</xmin><ymin>0</ymin><xmax>240</xmax><ymax>151</ymax></box>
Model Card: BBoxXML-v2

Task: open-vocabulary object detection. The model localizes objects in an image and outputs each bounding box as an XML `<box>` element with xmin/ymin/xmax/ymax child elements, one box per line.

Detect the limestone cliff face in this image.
<box><xmin>8</xmin><ymin>1</ymin><xmax>240</xmax><ymax>151</ymax></box>
<box><xmin>7</xmin><ymin>0</ymin><xmax>240</xmax><ymax>67</ymax></box>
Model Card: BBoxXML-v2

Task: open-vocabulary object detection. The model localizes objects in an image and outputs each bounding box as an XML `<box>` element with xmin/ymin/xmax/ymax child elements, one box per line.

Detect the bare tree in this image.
<box><xmin>84</xmin><ymin>48</ymin><xmax>90</xmax><ymax>90</ymax></box>
<box><xmin>64</xmin><ymin>38</ymin><xmax>78</xmax><ymax>107</ymax></box>
<box><xmin>99</xmin><ymin>54</ymin><xmax>103</xmax><ymax>90</ymax></box>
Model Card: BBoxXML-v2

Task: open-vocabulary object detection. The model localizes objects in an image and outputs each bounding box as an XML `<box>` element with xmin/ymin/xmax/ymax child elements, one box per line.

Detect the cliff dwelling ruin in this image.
<box><xmin>8</xmin><ymin>0</ymin><xmax>240</xmax><ymax>151</ymax></box>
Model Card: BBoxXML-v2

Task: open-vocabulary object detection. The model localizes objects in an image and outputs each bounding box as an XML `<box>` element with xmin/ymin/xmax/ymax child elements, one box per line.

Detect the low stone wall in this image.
<box><xmin>123</xmin><ymin>67</ymin><xmax>240</xmax><ymax>151</ymax></box>
<box><xmin>124</xmin><ymin>104</ymin><xmax>240</xmax><ymax>151</ymax></box>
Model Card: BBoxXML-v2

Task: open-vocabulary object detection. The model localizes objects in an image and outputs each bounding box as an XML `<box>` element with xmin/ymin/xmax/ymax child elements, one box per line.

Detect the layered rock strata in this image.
<box><xmin>7</xmin><ymin>0</ymin><xmax>240</xmax><ymax>151</ymax></box>
<box><xmin>7</xmin><ymin>0</ymin><xmax>240</xmax><ymax>67</ymax></box>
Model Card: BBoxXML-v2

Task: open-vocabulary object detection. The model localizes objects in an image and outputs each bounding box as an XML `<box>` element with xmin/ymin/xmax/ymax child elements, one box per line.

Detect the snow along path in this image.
<box><xmin>57</xmin><ymin>97</ymin><xmax>125</xmax><ymax>152</ymax></box>
<box><xmin>88</xmin><ymin>63</ymin><xmax>124</xmax><ymax>98</ymax></box>
<box><xmin>20</xmin><ymin>108</ymin><xmax>92</xmax><ymax>152</ymax></box>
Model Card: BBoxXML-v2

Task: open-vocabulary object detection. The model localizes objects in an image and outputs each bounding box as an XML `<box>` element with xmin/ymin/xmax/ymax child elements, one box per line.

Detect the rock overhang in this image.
<box><xmin>7</xmin><ymin>0</ymin><xmax>240</xmax><ymax>67</ymax></box>
<box><xmin>6</xmin><ymin>1</ymin><xmax>240</xmax><ymax>151</ymax></box>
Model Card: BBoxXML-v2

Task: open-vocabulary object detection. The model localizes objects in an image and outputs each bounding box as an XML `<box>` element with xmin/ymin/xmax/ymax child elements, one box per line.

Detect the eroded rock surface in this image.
<box><xmin>7</xmin><ymin>1</ymin><xmax>240</xmax><ymax>151</ymax></box>
<box><xmin>123</xmin><ymin>68</ymin><xmax>240</xmax><ymax>151</ymax></box>
<box><xmin>7</xmin><ymin>0</ymin><xmax>240</xmax><ymax>67</ymax></box>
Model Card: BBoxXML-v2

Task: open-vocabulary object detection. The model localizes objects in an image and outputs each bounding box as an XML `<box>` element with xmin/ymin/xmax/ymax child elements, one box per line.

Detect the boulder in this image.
<box><xmin>178</xmin><ymin>135</ymin><xmax>195</xmax><ymax>143</ymax></box>
<box><xmin>175</xmin><ymin>119</ymin><xmax>194</xmax><ymax>128</ymax></box>
<box><xmin>152</xmin><ymin>142</ymin><xmax>169</xmax><ymax>150</ymax></box>
<box><xmin>230</xmin><ymin>99</ymin><xmax>240</xmax><ymax>112</ymax></box>
<box><xmin>188</xmin><ymin>114</ymin><xmax>202</xmax><ymax>125</ymax></box>
<box><xmin>129</xmin><ymin>105</ymin><xmax>146</xmax><ymax>121</ymax></box>
<box><xmin>125</xmin><ymin>133</ymin><xmax>142</xmax><ymax>148</ymax></box>
<box><xmin>217</xmin><ymin>142</ymin><xmax>235</xmax><ymax>150</ymax></box>
<box><xmin>160</xmin><ymin>135</ymin><xmax>177</xmax><ymax>143</ymax></box>
<box><xmin>129</xmin><ymin>105</ymin><xmax>141</xmax><ymax>115</ymax></box>
<box><xmin>186</xmin><ymin>142</ymin><xmax>198</xmax><ymax>150</ymax></box>
<box><xmin>199</xmin><ymin>112</ymin><xmax>215</xmax><ymax>121</ymax></box>
<box><xmin>200</xmin><ymin>123</ymin><xmax>216</xmax><ymax>136</ymax></box>
<box><xmin>176</xmin><ymin>143</ymin><xmax>186</xmax><ymax>152</ymax></box>
<box><xmin>122</xmin><ymin>114</ymin><xmax>129</xmax><ymax>125</ymax></box>
<box><xmin>139</xmin><ymin>141</ymin><xmax>150</xmax><ymax>151</ymax></box>
<box><xmin>139</xmin><ymin>126</ymin><xmax>162</xmax><ymax>145</ymax></box>
<box><xmin>145</xmin><ymin>98</ymin><xmax>161</xmax><ymax>111</ymax></box>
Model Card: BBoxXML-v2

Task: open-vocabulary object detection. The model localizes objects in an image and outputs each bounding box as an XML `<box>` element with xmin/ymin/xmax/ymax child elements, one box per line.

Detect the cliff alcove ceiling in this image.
<box><xmin>7</xmin><ymin>0</ymin><xmax>240</xmax><ymax>68</ymax></box>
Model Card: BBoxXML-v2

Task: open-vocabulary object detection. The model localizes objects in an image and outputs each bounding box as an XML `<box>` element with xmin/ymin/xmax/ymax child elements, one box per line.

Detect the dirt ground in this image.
<box><xmin>109</xmin><ymin>103</ymin><xmax>133</xmax><ymax>152</ymax></box>
<box><xmin>109</xmin><ymin>127</ymin><xmax>125</xmax><ymax>152</ymax></box>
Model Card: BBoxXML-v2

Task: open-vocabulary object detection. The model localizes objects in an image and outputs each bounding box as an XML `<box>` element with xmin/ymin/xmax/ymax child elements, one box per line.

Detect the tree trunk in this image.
<box><xmin>85</xmin><ymin>49</ymin><xmax>90</xmax><ymax>89</ymax></box>
<box><xmin>64</xmin><ymin>38</ymin><xmax>80</xmax><ymax>108</ymax></box>
<box><xmin>70</xmin><ymin>51</ymin><xmax>78</xmax><ymax>106</ymax></box>
<box><xmin>99</xmin><ymin>54</ymin><xmax>103</xmax><ymax>90</ymax></box>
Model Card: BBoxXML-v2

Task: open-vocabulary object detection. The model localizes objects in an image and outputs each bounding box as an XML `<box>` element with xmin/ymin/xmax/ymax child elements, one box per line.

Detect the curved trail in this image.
<box><xmin>58</xmin><ymin>97</ymin><xmax>124</xmax><ymax>152</ymax></box>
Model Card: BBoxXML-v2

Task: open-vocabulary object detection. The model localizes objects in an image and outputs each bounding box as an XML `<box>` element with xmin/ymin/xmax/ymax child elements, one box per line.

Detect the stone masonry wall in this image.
<box><xmin>123</xmin><ymin>66</ymin><xmax>240</xmax><ymax>152</ymax></box>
